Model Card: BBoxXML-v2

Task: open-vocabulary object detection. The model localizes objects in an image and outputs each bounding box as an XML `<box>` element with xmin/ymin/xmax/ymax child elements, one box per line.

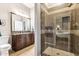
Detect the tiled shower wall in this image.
<box><xmin>41</xmin><ymin>4</ymin><xmax>79</xmax><ymax>56</ymax></box>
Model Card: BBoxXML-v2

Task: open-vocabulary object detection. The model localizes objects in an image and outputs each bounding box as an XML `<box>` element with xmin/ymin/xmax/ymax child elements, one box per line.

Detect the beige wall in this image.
<box><xmin>41</xmin><ymin>4</ymin><xmax>79</xmax><ymax>27</ymax></box>
<box><xmin>0</xmin><ymin>3</ymin><xmax>30</xmax><ymax>44</ymax></box>
<box><xmin>46</xmin><ymin>4</ymin><xmax>79</xmax><ymax>36</ymax></box>
<box><xmin>47</xmin><ymin>4</ymin><xmax>79</xmax><ymax>27</ymax></box>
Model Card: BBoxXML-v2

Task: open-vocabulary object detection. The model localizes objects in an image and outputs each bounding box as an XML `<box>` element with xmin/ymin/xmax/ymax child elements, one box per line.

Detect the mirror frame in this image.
<box><xmin>10</xmin><ymin>12</ymin><xmax>31</xmax><ymax>33</ymax></box>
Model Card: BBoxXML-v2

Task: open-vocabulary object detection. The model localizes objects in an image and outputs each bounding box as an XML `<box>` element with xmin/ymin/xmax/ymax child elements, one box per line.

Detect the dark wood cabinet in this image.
<box><xmin>12</xmin><ymin>33</ymin><xmax>34</xmax><ymax>51</ymax></box>
<box><xmin>12</xmin><ymin>35</ymin><xmax>24</xmax><ymax>50</ymax></box>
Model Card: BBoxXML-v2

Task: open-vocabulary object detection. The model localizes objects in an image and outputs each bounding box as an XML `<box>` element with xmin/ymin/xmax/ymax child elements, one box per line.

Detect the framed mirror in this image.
<box><xmin>11</xmin><ymin>12</ymin><xmax>31</xmax><ymax>32</ymax></box>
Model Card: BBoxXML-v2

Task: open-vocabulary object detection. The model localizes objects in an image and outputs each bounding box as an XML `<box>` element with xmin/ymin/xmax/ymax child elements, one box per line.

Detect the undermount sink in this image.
<box><xmin>56</xmin><ymin>31</ymin><xmax>70</xmax><ymax>38</ymax></box>
<box><xmin>0</xmin><ymin>36</ymin><xmax>9</xmax><ymax>45</ymax></box>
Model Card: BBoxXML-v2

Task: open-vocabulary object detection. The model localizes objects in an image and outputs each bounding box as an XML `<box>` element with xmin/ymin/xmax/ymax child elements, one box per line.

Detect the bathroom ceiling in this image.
<box><xmin>41</xmin><ymin>3</ymin><xmax>73</xmax><ymax>13</ymax></box>
<box><xmin>45</xmin><ymin>3</ymin><xmax>64</xmax><ymax>8</ymax></box>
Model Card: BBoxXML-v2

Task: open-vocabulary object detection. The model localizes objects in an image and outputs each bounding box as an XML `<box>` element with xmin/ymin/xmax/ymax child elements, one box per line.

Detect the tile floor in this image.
<box><xmin>10</xmin><ymin>45</ymin><xmax>35</xmax><ymax>56</ymax></box>
<box><xmin>43</xmin><ymin>47</ymin><xmax>75</xmax><ymax>56</ymax></box>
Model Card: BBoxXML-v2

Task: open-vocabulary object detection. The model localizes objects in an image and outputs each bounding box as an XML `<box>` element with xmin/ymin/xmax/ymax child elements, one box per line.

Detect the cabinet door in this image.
<box><xmin>25</xmin><ymin>33</ymin><xmax>34</xmax><ymax>46</ymax></box>
<box><xmin>21</xmin><ymin>34</ymin><xmax>26</xmax><ymax>48</ymax></box>
<box><xmin>24</xmin><ymin>34</ymin><xmax>28</xmax><ymax>47</ymax></box>
<box><xmin>16</xmin><ymin>35</ymin><xmax>23</xmax><ymax>50</ymax></box>
<box><xmin>24</xmin><ymin>34</ymin><xmax>31</xmax><ymax>46</ymax></box>
<box><xmin>29</xmin><ymin>33</ymin><xmax>34</xmax><ymax>44</ymax></box>
<box><xmin>12</xmin><ymin>35</ymin><xmax>16</xmax><ymax>50</ymax></box>
<box><xmin>12</xmin><ymin>35</ymin><xmax>24</xmax><ymax>51</ymax></box>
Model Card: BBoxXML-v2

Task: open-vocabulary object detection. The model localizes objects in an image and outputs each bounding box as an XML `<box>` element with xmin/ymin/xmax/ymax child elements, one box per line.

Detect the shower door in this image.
<box><xmin>41</xmin><ymin>9</ymin><xmax>75</xmax><ymax>56</ymax></box>
<box><xmin>42</xmin><ymin>11</ymin><xmax>73</xmax><ymax>56</ymax></box>
<box><xmin>40</xmin><ymin>6</ymin><xmax>54</xmax><ymax>55</ymax></box>
<box><xmin>40</xmin><ymin>3</ymin><xmax>76</xmax><ymax>56</ymax></box>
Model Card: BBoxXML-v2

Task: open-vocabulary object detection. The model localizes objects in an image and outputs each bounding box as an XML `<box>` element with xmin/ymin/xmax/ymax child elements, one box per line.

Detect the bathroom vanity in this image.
<box><xmin>10</xmin><ymin>12</ymin><xmax>34</xmax><ymax>51</ymax></box>
<box><xmin>12</xmin><ymin>32</ymin><xmax>34</xmax><ymax>51</ymax></box>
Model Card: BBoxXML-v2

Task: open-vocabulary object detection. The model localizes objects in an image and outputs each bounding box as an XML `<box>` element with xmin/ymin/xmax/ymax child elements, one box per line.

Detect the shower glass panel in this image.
<box><xmin>40</xmin><ymin>3</ymin><xmax>77</xmax><ymax>56</ymax></box>
<box><xmin>41</xmin><ymin>4</ymin><xmax>55</xmax><ymax>55</ymax></box>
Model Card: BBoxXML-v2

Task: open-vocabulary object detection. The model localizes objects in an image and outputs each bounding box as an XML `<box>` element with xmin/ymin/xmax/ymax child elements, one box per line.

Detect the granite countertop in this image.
<box><xmin>12</xmin><ymin>31</ymin><xmax>34</xmax><ymax>35</ymax></box>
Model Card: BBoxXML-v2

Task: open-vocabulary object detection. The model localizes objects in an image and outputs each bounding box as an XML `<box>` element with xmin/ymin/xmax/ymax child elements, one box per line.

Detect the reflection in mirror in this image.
<box><xmin>24</xmin><ymin>19</ymin><xmax>31</xmax><ymax>31</ymax></box>
<box><xmin>11</xmin><ymin>12</ymin><xmax>31</xmax><ymax>32</ymax></box>
<box><xmin>15</xmin><ymin>20</ymin><xmax>24</xmax><ymax>31</ymax></box>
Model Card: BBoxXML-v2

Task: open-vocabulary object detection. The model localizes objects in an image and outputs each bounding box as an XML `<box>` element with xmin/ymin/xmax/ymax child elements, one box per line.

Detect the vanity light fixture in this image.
<box><xmin>15</xmin><ymin>12</ymin><xmax>29</xmax><ymax>18</ymax></box>
<box><xmin>10</xmin><ymin>11</ymin><xmax>30</xmax><ymax>19</ymax></box>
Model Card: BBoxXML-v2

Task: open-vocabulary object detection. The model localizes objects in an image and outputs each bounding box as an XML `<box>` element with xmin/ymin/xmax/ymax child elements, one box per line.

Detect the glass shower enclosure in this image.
<box><xmin>40</xmin><ymin>3</ymin><xmax>79</xmax><ymax>56</ymax></box>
